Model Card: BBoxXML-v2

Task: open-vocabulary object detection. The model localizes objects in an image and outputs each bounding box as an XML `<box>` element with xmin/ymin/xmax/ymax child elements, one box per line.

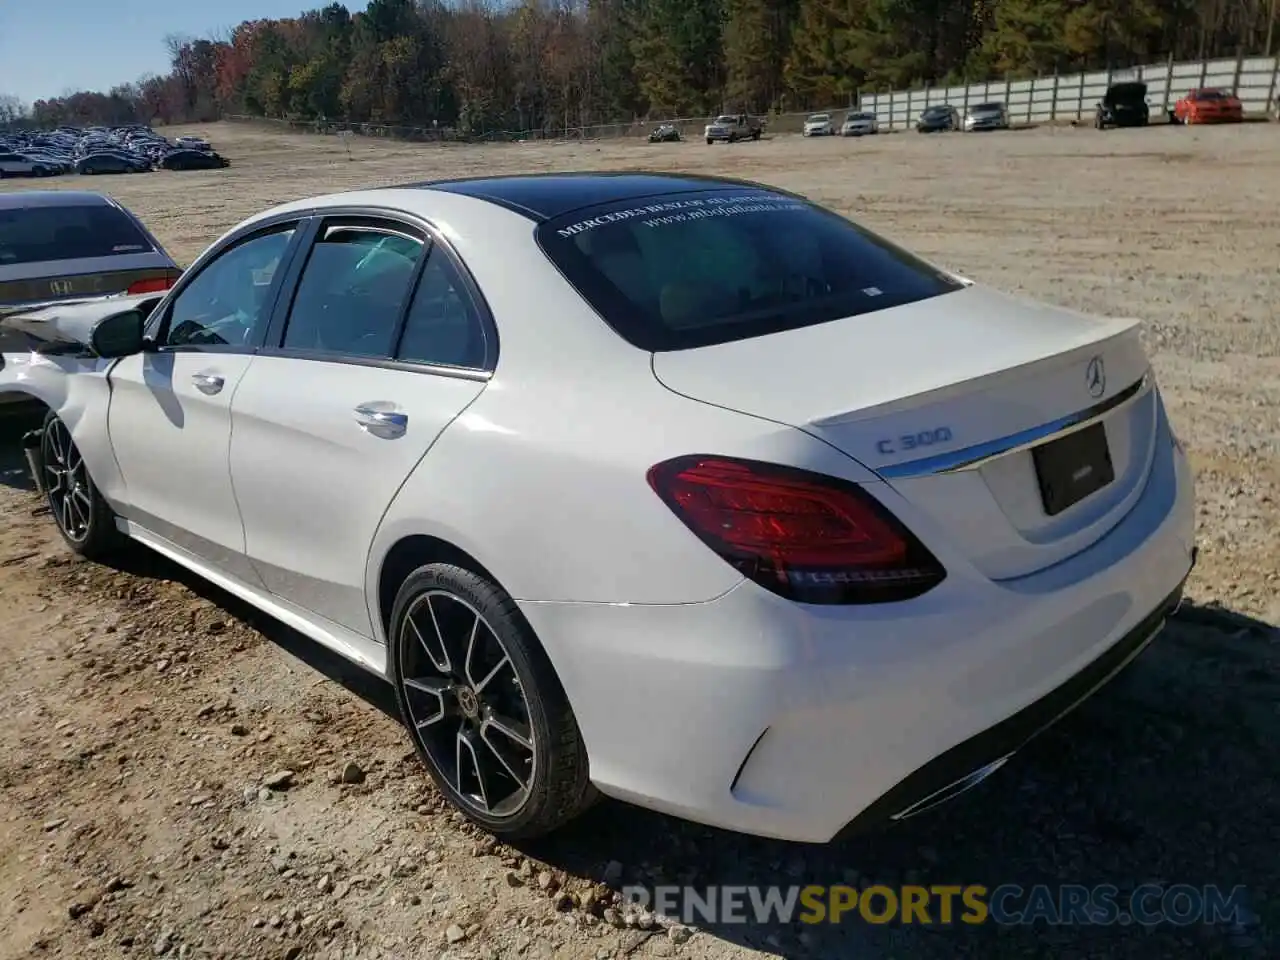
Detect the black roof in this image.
<box><xmin>404</xmin><ymin>172</ymin><xmax>793</xmax><ymax>221</ymax></box>
<box><xmin>0</xmin><ymin>190</ymin><xmax>114</xmax><ymax>210</ymax></box>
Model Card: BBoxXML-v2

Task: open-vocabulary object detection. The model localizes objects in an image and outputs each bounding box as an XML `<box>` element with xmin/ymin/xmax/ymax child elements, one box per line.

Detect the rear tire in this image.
<box><xmin>39</xmin><ymin>411</ymin><xmax>122</xmax><ymax>560</ymax></box>
<box><xmin>388</xmin><ymin>563</ymin><xmax>596</xmax><ymax>840</ymax></box>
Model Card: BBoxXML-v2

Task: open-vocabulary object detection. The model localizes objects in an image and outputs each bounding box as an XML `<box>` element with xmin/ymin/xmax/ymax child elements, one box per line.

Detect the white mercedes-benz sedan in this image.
<box><xmin>0</xmin><ymin>173</ymin><xmax>1196</xmax><ymax>843</ymax></box>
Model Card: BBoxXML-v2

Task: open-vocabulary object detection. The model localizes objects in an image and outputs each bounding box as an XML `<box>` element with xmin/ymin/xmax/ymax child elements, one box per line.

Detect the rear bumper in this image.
<box><xmin>521</xmin><ymin>409</ymin><xmax>1196</xmax><ymax>843</ymax></box>
<box><xmin>831</xmin><ymin>572</ymin><xmax>1188</xmax><ymax>838</ymax></box>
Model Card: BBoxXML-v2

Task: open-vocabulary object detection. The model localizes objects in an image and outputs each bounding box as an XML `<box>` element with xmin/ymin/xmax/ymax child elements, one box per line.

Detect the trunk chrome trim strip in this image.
<box><xmin>877</xmin><ymin>370</ymin><xmax>1152</xmax><ymax>480</ymax></box>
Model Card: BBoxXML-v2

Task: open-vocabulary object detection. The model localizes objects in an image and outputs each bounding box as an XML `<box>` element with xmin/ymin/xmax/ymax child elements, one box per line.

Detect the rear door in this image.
<box><xmin>229</xmin><ymin>213</ymin><xmax>493</xmax><ymax>638</ymax></box>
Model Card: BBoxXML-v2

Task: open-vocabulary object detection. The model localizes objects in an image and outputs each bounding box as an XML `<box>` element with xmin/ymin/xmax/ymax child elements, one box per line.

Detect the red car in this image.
<box><xmin>1173</xmin><ymin>88</ymin><xmax>1244</xmax><ymax>124</ymax></box>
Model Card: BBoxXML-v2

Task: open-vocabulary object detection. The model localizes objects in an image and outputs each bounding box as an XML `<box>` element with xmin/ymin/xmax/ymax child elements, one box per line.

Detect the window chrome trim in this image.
<box><xmin>877</xmin><ymin>371</ymin><xmax>1152</xmax><ymax>480</ymax></box>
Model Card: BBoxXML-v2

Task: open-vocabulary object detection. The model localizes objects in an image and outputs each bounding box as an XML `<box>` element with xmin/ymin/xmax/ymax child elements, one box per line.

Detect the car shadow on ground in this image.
<box><xmin>4</xmin><ymin>410</ymin><xmax>1274</xmax><ymax>957</ymax></box>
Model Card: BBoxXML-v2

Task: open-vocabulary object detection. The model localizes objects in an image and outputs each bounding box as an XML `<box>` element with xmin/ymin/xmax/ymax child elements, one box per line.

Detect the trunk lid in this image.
<box><xmin>0</xmin><ymin>253</ymin><xmax>179</xmax><ymax>316</ymax></box>
<box><xmin>651</xmin><ymin>284</ymin><xmax>1159</xmax><ymax>581</ymax></box>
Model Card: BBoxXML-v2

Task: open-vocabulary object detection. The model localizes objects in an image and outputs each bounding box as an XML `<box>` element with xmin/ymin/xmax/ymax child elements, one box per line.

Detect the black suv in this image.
<box><xmin>1095</xmin><ymin>82</ymin><xmax>1150</xmax><ymax>129</ymax></box>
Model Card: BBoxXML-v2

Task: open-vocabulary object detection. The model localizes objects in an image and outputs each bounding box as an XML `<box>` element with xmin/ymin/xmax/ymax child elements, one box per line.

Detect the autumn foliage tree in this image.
<box><xmin>20</xmin><ymin>0</ymin><xmax>1280</xmax><ymax>132</ymax></box>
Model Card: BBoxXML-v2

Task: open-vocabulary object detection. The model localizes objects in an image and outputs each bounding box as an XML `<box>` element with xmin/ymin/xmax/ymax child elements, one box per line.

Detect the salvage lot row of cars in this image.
<box><xmin>0</xmin><ymin>174</ymin><xmax>1196</xmax><ymax>845</ymax></box>
<box><xmin>669</xmin><ymin>82</ymin><xmax>1256</xmax><ymax>145</ymax></box>
<box><xmin>0</xmin><ymin>124</ymin><xmax>230</xmax><ymax>177</ymax></box>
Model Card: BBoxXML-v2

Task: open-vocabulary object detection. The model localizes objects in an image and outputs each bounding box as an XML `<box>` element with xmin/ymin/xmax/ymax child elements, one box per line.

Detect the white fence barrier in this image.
<box><xmin>861</xmin><ymin>55</ymin><xmax>1280</xmax><ymax>130</ymax></box>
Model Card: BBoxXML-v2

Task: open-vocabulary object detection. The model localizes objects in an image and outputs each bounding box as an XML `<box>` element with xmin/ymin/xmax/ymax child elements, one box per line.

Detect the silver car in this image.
<box><xmin>841</xmin><ymin>112</ymin><xmax>879</xmax><ymax>136</ymax></box>
<box><xmin>964</xmin><ymin>102</ymin><xmax>1010</xmax><ymax>131</ymax></box>
<box><xmin>802</xmin><ymin>113</ymin><xmax>835</xmax><ymax>136</ymax></box>
<box><xmin>0</xmin><ymin>191</ymin><xmax>179</xmax><ymax>344</ymax></box>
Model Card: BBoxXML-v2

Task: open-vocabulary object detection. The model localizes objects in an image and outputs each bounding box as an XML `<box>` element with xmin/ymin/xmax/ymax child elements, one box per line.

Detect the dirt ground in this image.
<box><xmin>0</xmin><ymin>121</ymin><xmax>1278</xmax><ymax>960</ymax></box>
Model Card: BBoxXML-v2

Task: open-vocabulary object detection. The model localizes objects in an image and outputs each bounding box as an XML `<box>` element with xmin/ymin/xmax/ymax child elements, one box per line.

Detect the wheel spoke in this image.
<box><xmin>46</xmin><ymin>424</ymin><xmax>66</xmax><ymax>468</ymax></box>
<box><xmin>60</xmin><ymin>495</ymin><xmax>76</xmax><ymax>536</ymax></box>
<box><xmin>455</xmin><ymin>728</ymin><xmax>492</xmax><ymax>811</ymax></box>
<box><xmin>474</xmin><ymin>653</ymin><xmax>511</xmax><ymax>694</ymax></box>
<box><xmin>463</xmin><ymin>614</ymin><xmax>482</xmax><ymax>688</ymax></box>
<box><xmin>67</xmin><ymin>488</ymin><xmax>89</xmax><ymax>534</ymax></box>
<box><xmin>403</xmin><ymin>675</ymin><xmax>450</xmax><ymax>729</ymax></box>
<box><xmin>44</xmin><ymin>464</ymin><xmax>64</xmax><ymax>494</ymax></box>
<box><xmin>484</xmin><ymin>712</ymin><xmax>533</xmax><ymax>752</ymax></box>
<box><xmin>479</xmin><ymin>718</ymin><xmax>531</xmax><ymax>790</ymax></box>
<box><xmin>407</xmin><ymin>598</ymin><xmax>451</xmax><ymax>673</ymax></box>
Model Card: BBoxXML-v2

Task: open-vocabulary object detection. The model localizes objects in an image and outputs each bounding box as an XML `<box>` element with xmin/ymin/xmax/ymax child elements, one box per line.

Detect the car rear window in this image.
<box><xmin>537</xmin><ymin>188</ymin><xmax>963</xmax><ymax>351</ymax></box>
<box><xmin>0</xmin><ymin>204</ymin><xmax>154</xmax><ymax>266</ymax></box>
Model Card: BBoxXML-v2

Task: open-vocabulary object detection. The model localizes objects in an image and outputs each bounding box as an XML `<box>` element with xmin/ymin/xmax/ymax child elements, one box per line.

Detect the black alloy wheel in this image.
<box><xmin>389</xmin><ymin>563</ymin><xmax>595</xmax><ymax>838</ymax></box>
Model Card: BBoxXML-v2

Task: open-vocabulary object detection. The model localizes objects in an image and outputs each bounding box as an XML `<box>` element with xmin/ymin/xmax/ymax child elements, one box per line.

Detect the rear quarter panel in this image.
<box><xmin>361</xmin><ymin>199</ymin><xmax>881</xmax><ymax>638</ymax></box>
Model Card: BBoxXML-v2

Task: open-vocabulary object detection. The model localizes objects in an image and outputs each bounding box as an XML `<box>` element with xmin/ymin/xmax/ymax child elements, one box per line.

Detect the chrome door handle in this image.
<box><xmin>354</xmin><ymin>403</ymin><xmax>407</xmax><ymax>437</ymax></box>
<box><xmin>191</xmin><ymin>372</ymin><xmax>225</xmax><ymax>395</ymax></box>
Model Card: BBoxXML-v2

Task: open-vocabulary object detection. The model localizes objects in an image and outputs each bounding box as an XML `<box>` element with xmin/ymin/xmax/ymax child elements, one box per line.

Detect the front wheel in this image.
<box><xmin>389</xmin><ymin>563</ymin><xmax>596</xmax><ymax>840</ymax></box>
<box><xmin>706</xmin><ymin>137</ymin><xmax>713</xmax><ymax>145</ymax></box>
<box><xmin>752</xmin><ymin>128</ymin><xmax>761</xmax><ymax>140</ymax></box>
<box><xmin>40</xmin><ymin>412</ymin><xmax>121</xmax><ymax>559</ymax></box>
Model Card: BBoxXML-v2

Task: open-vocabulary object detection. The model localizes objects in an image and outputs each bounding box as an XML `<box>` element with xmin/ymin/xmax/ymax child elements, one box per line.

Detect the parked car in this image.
<box><xmin>159</xmin><ymin>149</ymin><xmax>231</xmax><ymax>171</ymax></box>
<box><xmin>841</xmin><ymin>112</ymin><xmax>879</xmax><ymax>136</ymax></box>
<box><xmin>1172</xmin><ymin>88</ymin><xmax>1243</xmax><ymax>125</ymax></box>
<box><xmin>916</xmin><ymin>104</ymin><xmax>959</xmax><ymax>132</ymax></box>
<box><xmin>964</xmin><ymin>102</ymin><xmax>1009</xmax><ymax>131</ymax></box>
<box><xmin>703</xmin><ymin>114</ymin><xmax>763</xmax><ymax>144</ymax></box>
<box><xmin>0</xmin><ymin>191</ymin><xmax>180</xmax><ymax>406</ymax></box>
<box><xmin>802</xmin><ymin>113</ymin><xmax>836</xmax><ymax>136</ymax></box>
<box><xmin>1095</xmin><ymin>81</ymin><xmax>1151</xmax><ymax>129</ymax></box>
<box><xmin>648</xmin><ymin>123</ymin><xmax>681</xmax><ymax>143</ymax></box>
<box><xmin>173</xmin><ymin>135</ymin><xmax>213</xmax><ymax>153</ymax></box>
<box><xmin>76</xmin><ymin>152</ymin><xmax>152</xmax><ymax>175</ymax></box>
<box><xmin>0</xmin><ymin>152</ymin><xmax>63</xmax><ymax>178</ymax></box>
<box><xmin>0</xmin><ymin>191</ymin><xmax>181</xmax><ymax>326</ymax></box>
<box><xmin>0</xmin><ymin>172</ymin><xmax>1196</xmax><ymax>844</ymax></box>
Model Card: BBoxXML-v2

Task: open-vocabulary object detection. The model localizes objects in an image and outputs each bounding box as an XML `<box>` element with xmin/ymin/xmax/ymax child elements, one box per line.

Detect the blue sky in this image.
<box><xmin>2</xmin><ymin>0</ymin><xmax>358</xmax><ymax>106</ymax></box>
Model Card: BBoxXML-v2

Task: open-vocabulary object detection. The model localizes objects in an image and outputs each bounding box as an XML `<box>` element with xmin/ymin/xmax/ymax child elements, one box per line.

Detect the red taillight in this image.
<box><xmin>126</xmin><ymin>275</ymin><xmax>176</xmax><ymax>295</ymax></box>
<box><xmin>647</xmin><ymin>455</ymin><xmax>946</xmax><ymax>604</ymax></box>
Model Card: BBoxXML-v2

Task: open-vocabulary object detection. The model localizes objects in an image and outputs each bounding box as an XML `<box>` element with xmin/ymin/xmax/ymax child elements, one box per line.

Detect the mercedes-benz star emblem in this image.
<box><xmin>1085</xmin><ymin>355</ymin><xmax>1106</xmax><ymax>399</ymax></box>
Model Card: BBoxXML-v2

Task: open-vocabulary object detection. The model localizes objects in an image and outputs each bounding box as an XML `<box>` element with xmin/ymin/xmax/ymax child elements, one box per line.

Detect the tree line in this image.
<box><xmin>6</xmin><ymin>0</ymin><xmax>1277</xmax><ymax>136</ymax></box>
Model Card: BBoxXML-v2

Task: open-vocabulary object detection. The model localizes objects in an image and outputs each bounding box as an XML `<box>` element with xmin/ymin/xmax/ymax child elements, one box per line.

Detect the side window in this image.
<box><xmin>165</xmin><ymin>228</ymin><xmax>295</xmax><ymax>349</ymax></box>
<box><xmin>395</xmin><ymin>248</ymin><xmax>487</xmax><ymax>369</ymax></box>
<box><xmin>281</xmin><ymin>223</ymin><xmax>424</xmax><ymax>359</ymax></box>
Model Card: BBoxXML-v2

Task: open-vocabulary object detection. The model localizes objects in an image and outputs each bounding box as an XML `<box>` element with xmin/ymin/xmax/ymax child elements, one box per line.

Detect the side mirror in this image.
<box><xmin>90</xmin><ymin>309</ymin><xmax>147</xmax><ymax>358</ymax></box>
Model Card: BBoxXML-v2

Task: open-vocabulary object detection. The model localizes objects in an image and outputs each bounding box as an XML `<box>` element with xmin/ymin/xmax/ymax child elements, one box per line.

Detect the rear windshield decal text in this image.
<box><xmin>555</xmin><ymin>194</ymin><xmax>804</xmax><ymax>238</ymax></box>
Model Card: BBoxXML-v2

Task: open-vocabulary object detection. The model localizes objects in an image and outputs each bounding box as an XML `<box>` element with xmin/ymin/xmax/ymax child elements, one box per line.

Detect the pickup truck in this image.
<box><xmin>704</xmin><ymin>114</ymin><xmax>763</xmax><ymax>144</ymax></box>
